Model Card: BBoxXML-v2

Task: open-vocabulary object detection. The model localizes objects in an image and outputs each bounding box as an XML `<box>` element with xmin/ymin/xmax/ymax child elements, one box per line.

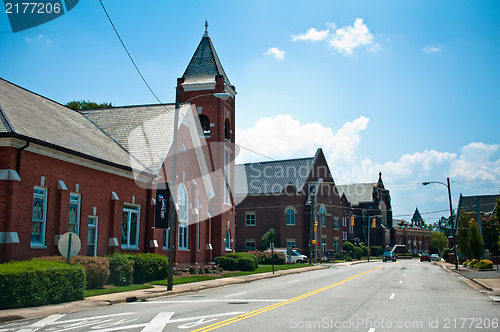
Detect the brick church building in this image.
<box><xmin>0</xmin><ymin>26</ymin><xmax>236</xmax><ymax>265</ymax></box>
<box><xmin>234</xmin><ymin>149</ymin><xmax>348</xmax><ymax>259</ymax></box>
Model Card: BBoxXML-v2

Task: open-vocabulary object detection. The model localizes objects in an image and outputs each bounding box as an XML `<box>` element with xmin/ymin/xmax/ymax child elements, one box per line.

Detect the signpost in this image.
<box><xmin>58</xmin><ymin>232</ymin><xmax>81</xmax><ymax>263</ymax></box>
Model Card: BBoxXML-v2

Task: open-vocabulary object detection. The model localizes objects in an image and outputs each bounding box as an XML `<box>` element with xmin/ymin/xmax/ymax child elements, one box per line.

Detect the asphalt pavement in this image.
<box><xmin>0</xmin><ymin>259</ymin><xmax>498</xmax><ymax>324</ymax></box>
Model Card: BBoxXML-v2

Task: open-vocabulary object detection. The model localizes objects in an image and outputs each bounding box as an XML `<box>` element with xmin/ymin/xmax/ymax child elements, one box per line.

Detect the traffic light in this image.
<box><xmin>312</xmin><ymin>240</ymin><xmax>317</xmax><ymax>245</ymax></box>
<box><xmin>372</xmin><ymin>217</ymin><xmax>376</xmax><ymax>228</ymax></box>
<box><xmin>399</xmin><ymin>219</ymin><xmax>406</xmax><ymax>228</ymax></box>
<box><xmin>314</xmin><ymin>221</ymin><xmax>318</xmax><ymax>232</ymax></box>
<box><xmin>350</xmin><ymin>216</ymin><xmax>355</xmax><ymax>226</ymax></box>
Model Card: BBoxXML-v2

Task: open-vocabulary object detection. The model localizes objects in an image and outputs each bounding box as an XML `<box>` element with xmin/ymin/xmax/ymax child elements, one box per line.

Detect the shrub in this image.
<box><xmin>353</xmin><ymin>247</ymin><xmax>363</xmax><ymax>259</ymax></box>
<box><xmin>475</xmin><ymin>259</ymin><xmax>493</xmax><ymax>270</ymax></box>
<box><xmin>0</xmin><ymin>259</ymin><xmax>85</xmax><ymax>309</ymax></box>
<box><xmin>370</xmin><ymin>246</ymin><xmax>381</xmax><ymax>256</ymax></box>
<box><xmin>236</xmin><ymin>255</ymin><xmax>257</xmax><ymax>271</ymax></box>
<box><xmin>252</xmin><ymin>251</ymin><xmax>286</xmax><ymax>265</ymax></box>
<box><xmin>441</xmin><ymin>248</ymin><xmax>451</xmax><ymax>259</ymax></box>
<box><xmin>226</xmin><ymin>253</ymin><xmax>258</xmax><ymax>269</ymax></box>
<box><xmin>215</xmin><ymin>256</ymin><xmax>237</xmax><ymax>271</ymax></box>
<box><xmin>343</xmin><ymin>241</ymin><xmax>354</xmax><ymax>253</ymax></box>
<box><xmin>38</xmin><ymin>255</ymin><xmax>109</xmax><ymax>289</ymax></box>
<box><xmin>107</xmin><ymin>253</ymin><xmax>133</xmax><ymax>286</ymax></box>
<box><xmin>127</xmin><ymin>253</ymin><xmax>168</xmax><ymax>283</ymax></box>
<box><xmin>360</xmin><ymin>246</ymin><xmax>369</xmax><ymax>257</ymax></box>
<box><xmin>345</xmin><ymin>254</ymin><xmax>352</xmax><ymax>262</ymax></box>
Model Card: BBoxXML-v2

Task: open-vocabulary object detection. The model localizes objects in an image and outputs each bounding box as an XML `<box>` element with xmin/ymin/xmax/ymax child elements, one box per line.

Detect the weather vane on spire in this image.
<box><xmin>204</xmin><ymin>20</ymin><xmax>209</xmax><ymax>37</ymax></box>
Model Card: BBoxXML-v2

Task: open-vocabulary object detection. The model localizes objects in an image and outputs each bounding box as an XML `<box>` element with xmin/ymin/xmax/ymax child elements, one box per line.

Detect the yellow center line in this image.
<box><xmin>190</xmin><ymin>266</ymin><xmax>383</xmax><ymax>332</ymax></box>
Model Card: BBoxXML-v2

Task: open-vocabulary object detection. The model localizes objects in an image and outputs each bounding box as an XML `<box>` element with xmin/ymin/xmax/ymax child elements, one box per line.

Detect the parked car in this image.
<box><xmin>430</xmin><ymin>254</ymin><xmax>440</xmax><ymax>262</ymax></box>
<box><xmin>266</xmin><ymin>248</ymin><xmax>307</xmax><ymax>263</ymax></box>
<box><xmin>382</xmin><ymin>251</ymin><xmax>396</xmax><ymax>262</ymax></box>
<box><xmin>420</xmin><ymin>253</ymin><xmax>430</xmax><ymax>262</ymax></box>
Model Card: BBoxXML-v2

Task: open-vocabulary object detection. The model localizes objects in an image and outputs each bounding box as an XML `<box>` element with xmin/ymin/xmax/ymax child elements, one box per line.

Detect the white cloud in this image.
<box><xmin>265</xmin><ymin>47</ymin><xmax>286</xmax><ymax>59</ymax></box>
<box><xmin>292</xmin><ymin>18</ymin><xmax>376</xmax><ymax>55</ymax></box>
<box><xmin>329</xmin><ymin>18</ymin><xmax>374</xmax><ymax>54</ymax></box>
<box><xmin>26</xmin><ymin>34</ymin><xmax>52</xmax><ymax>45</ymax></box>
<box><xmin>291</xmin><ymin>28</ymin><xmax>330</xmax><ymax>42</ymax></box>
<box><xmin>423</xmin><ymin>45</ymin><xmax>442</xmax><ymax>53</ymax></box>
<box><xmin>236</xmin><ymin>114</ymin><xmax>369</xmax><ymax>167</ymax></box>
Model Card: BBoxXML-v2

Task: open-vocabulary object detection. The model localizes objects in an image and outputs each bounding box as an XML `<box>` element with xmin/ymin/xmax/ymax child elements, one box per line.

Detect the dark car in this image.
<box><xmin>420</xmin><ymin>253</ymin><xmax>430</xmax><ymax>262</ymax></box>
<box><xmin>382</xmin><ymin>251</ymin><xmax>396</xmax><ymax>262</ymax></box>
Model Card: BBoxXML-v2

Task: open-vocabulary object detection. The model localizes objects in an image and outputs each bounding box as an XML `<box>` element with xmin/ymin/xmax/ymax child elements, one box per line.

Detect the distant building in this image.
<box><xmin>393</xmin><ymin>207</ymin><xmax>430</xmax><ymax>253</ymax></box>
<box><xmin>456</xmin><ymin>194</ymin><xmax>499</xmax><ymax>232</ymax></box>
<box><xmin>234</xmin><ymin>149</ymin><xmax>346</xmax><ymax>259</ymax></box>
<box><xmin>337</xmin><ymin>173</ymin><xmax>393</xmax><ymax>249</ymax></box>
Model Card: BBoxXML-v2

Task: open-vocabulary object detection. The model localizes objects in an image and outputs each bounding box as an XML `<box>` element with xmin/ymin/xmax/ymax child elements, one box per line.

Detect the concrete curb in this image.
<box><xmin>438</xmin><ymin>263</ymin><xmax>495</xmax><ymax>292</ymax></box>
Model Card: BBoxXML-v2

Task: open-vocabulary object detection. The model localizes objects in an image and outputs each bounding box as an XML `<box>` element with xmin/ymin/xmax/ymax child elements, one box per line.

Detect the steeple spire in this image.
<box><xmin>204</xmin><ymin>20</ymin><xmax>209</xmax><ymax>37</ymax></box>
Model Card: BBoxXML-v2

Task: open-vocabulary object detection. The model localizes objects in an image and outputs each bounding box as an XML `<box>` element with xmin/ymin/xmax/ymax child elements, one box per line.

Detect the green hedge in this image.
<box><xmin>226</xmin><ymin>253</ymin><xmax>258</xmax><ymax>270</ymax></box>
<box><xmin>38</xmin><ymin>256</ymin><xmax>109</xmax><ymax>289</ymax></box>
<box><xmin>215</xmin><ymin>256</ymin><xmax>237</xmax><ymax>271</ymax></box>
<box><xmin>0</xmin><ymin>260</ymin><xmax>85</xmax><ymax>309</ymax></box>
<box><xmin>108</xmin><ymin>253</ymin><xmax>134</xmax><ymax>286</ymax></box>
<box><xmin>127</xmin><ymin>253</ymin><xmax>168</xmax><ymax>283</ymax></box>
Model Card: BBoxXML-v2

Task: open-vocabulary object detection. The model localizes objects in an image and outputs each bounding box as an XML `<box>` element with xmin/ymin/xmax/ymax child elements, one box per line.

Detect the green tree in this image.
<box><xmin>430</xmin><ymin>231</ymin><xmax>448</xmax><ymax>253</ymax></box>
<box><xmin>482</xmin><ymin>214</ymin><xmax>499</xmax><ymax>255</ymax></box>
<box><xmin>65</xmin><ymin>100</ymin><xmax>113</xmax><ymax>110</ymax></box>
<box><xmin>468</xmin><ymin>219</ymin><xmax>485</xmax><ymax>259</ymax></box>
<box><xmin>261</xmin><ymin>228</ymin><xmax>276</xmax><ymax>250</ymax></box>
<box><xmin>457</xmin><ymin>212</ymin><xmax>475</xmax><ymax>259</ymax></box>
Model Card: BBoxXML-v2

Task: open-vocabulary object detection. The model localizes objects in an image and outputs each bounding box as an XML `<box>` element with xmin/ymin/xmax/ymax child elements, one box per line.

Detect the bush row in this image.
<box><xmin>246</xmin><ymin>250</ymin><xmax>286</xmax><ymax>265</ymax></box>
<box><xmin>0</xmin><ymin>260</ymin><xmax>85</xmax><ymax>310</ymax></box>
<box><xmin>464</xmin><ymin>259</ymin><xmax>493</xmax><ymax>270</ymax></box>
<box><xmin>215</xmin><ymin>252</ymin><xmax>259</xmax><ymax>271</ymax></box>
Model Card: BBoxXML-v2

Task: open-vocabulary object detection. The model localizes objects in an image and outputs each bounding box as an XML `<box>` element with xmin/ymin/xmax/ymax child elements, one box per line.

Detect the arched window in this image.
<box><xmin>224</xmin><ymin>118</ymin><xmax>231</xmax><ymax>140</ymax></box>
<box><xmin>320</xmin><ymin>205</ymin><xmax>326</xmax><ymax>227</ymax></box>
<box><xmin>177</xmin><ymin>184</ymin><xmax>189</xmax><ymax>250</ymax></box>
<box><xmin>286</xmin><ymin>208</ymin><xmax>295</xmax><ymax>225</ymax></box>
<box><xmin>225</xmin><ymin>229</ymin><xmax>231</xmax><ymax>250</ymax></box>
<box><xmin>198</xmin><ymin>114</ymin><xmax>210</xmax><ymax>137</ymax></box>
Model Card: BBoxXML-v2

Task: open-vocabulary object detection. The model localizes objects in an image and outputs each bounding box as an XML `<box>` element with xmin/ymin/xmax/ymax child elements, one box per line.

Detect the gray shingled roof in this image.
<box><xmin>235</xmin><ymin>157</ymin><xmax>314</xmax><ymax>195</ymax></box>
<box><xmin>182</xmin><ymin>36</ymin><xmax>231</xmax><ymax>86</ymax></box>
<box><xmin>0</xmin><ymin>78</ymin><xmax>145</xmax><ymax>172</ymax></box>
<box><xmin>81</xmin><ymin>104</ymin><xmax>189</xmax><ymax>175</ymax></box>
<box><xmin>337</xmin><ymin>183</ymin><xmax>376</xmax><ymax>205</ymax></box>
<box><xmin>458</xmin><ymin>194</ymin><xmax>499</xmax><ymax>214</ymax></box>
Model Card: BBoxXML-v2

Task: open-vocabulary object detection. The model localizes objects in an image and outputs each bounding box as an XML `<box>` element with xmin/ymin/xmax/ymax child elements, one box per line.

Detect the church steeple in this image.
<box><xmin>181</xmin><ymin>22</ymin><xmax>233</xmax><ymax>91</ymax></box>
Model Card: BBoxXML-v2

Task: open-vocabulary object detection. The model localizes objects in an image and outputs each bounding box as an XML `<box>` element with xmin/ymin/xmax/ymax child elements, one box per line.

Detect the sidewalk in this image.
<box><xmin>436</xmin><ymin>261</ymin><xmax>500</xmax><ymax>294</ymax></box>
<box><xmin>0</xmin><ymin>264</ymin><xmax>330</xmax><ymax>323</ymax></box>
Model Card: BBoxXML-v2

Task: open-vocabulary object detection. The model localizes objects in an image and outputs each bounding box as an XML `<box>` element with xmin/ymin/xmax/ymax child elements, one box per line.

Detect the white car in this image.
<box><xmin>430</xmin><ymin>254</ymin><xmax>440</xmax><ymax>262</ymax></box>
<box><xmin>267</xmin><ymin>248</ymin><xmax>307</xmax><ymax>263</ymax></box>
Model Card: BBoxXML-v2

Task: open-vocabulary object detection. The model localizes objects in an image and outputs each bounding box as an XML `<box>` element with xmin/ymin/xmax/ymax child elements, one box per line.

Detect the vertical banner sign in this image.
<box><xmin>4</xmin><ymin>0</ymin><xmax>80</xmax><ymax>33</ymax></box>
<box><xmin>155</xmin><ymin>184</ymin><xmax>170</xmax><ymax>228</ymax></box>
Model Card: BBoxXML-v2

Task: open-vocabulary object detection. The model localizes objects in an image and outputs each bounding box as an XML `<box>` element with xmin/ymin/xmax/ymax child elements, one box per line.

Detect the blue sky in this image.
<box><xmin>1</xmin><ymin>0</ymin><xmax>499</xmax><ymax>223</ymax></box>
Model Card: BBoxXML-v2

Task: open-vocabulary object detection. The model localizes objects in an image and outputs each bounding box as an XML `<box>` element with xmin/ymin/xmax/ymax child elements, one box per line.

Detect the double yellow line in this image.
<box><xmin>191</xmin><ymin>266</ymin><xmax>382</xmax><ymax>332</ymax></box>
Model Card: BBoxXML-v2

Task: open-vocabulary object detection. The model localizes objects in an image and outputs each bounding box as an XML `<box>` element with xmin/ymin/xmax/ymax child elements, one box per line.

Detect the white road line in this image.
<box><xmin>390</xmin><ymin>293</ymin><xmax>395</xmax><ymax>300</ymax></box>
<box><xmin>368</xmin><ymin>328</ymin><xmax>376</xmax><ymax>332</ymax></box>
<box><xmin>288</xmin><ymin>279</ymin><xmax>299</xmax><ymax>283</ymax></box>
<box><xmin>17</xmin><ymin>315</ymin><xmax>65</xmax><ymax>332</ymax></box>
<box><xmin>399</xmin><ymin>280</ymin><xmax>403</xmax><ymax>284</ymax></box>
<box><xmin>148</xmin><ymin>299</ymin><xmax>287</xmax><ymax>303</ymax></box>
<box><xmin>224</xmin><ymin>291</ymin><xmax>247</xmax><ymax>298</ymax></box>
<box><xmin>403</xmin><ymin>273</ymin><xmax>406</xmax><ymax>276</ymax></box>
<box><xmin>141</xmin><ymin>312</ymin><xmax>174</xmax><ymax>332</ymax></box>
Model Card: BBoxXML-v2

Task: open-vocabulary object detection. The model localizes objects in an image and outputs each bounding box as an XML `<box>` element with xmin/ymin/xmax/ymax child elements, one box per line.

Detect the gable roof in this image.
<box><xmin>182</xmin><ymin>35</ymin><xmax>231</xmax><ymax>86</ymax></box>
<box><xmin>235</xmin><ymin>156</ymin><xmax>315</xmax><ymax>195</ymax></box>
<box><xmin>336</xmin><ymin>183</ymin><xmax>377</xmax><ymax>205</ymax></box>
<box><xmin>80</xmin><ymin>104</ymin><xmax>188</xmax><ymax>175</ymax></box>
<box><xmin>457</xmin><ymin>194</ymin><xmax>499</xmax><ymax>215</ymax></box>
<box><xmin>0</xmin><ymin>78</ymin><xmax>145</xmax><ymax>172</ymax></box>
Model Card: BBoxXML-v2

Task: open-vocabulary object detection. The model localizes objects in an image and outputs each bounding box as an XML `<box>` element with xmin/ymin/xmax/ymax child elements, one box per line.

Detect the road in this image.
<box><xmin>1</xmin><ymin>260</ymin><xmax>498</xmax><ymax>331</ymax></box>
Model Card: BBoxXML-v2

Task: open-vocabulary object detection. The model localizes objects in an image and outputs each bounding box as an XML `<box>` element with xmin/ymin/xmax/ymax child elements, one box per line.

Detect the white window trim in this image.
<box><xmin>87</xmin><ymin>216</ymin><xmax>98</xmax><ymax>257</ymax></box>
<box><xmin>31</xmin><ymin>186</ymin><xmax>48</xmax><ymax>248</ymax></box>
<box><xmin>285</xmin><ymin>208</ymin><xmax>296</xmax><ymax>226</ymax></box>
<box><xmin>245</xmin><ymin>240</ymin><xmax>256</xmax><ymax>251</ymax></box>
<box><xmin>177</xmin><ymin>184</ymin><xmax>189</xmax><ymax>250</ymax></box>
<box><xmin>122</xmin><ymin>204</ymin><xmax>141</xmax><ymax>249</ymax></box>
<box><xmin>245</xmin><ymin>212</ymin><xmax>256</xmax><ymax>226</ymax></box>
<box><xmin>69</xmin><ymin>193</ymin><xmax>81</xmax><ymax>236</ymax></box>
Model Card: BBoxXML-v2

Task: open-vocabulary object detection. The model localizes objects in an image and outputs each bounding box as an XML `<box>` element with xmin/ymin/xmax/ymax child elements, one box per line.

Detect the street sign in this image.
<box><xmin>58</xmin><ymin>232</ymin><xmax>81</xmax><ymax>261</ymax></box>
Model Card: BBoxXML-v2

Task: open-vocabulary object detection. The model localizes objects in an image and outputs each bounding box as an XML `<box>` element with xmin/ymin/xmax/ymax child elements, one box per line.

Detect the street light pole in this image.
<box><xmin>166</xmin><ymin>90</ymin><xmax>231</xmax><ymax>291</ymax></box>
<box><xmin>422</xmin><ymin>177</ymin><xmax>458</xmax><ymax>269</ymax></box>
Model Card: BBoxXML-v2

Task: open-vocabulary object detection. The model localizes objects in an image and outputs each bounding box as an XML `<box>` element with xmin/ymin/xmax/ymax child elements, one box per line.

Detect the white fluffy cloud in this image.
<box><xmin>291</xmin><ymin>28</ymin><xmax>330</xmax><ymax>42</ymax></box>
<box><xmin>292</xmin><ymin>18</ymin><xmax>376</xmax><ymax>55</ymax></box>
<box><xmin>264</xmin><ymin>47</ymin><xmax>286</xmax><ymax>59</ymax></box>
